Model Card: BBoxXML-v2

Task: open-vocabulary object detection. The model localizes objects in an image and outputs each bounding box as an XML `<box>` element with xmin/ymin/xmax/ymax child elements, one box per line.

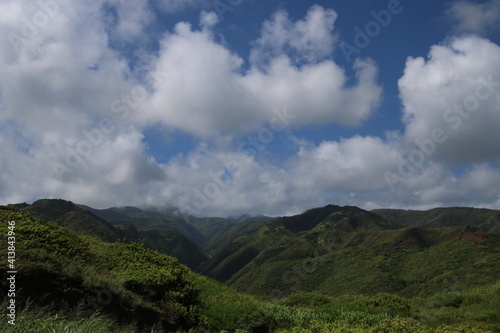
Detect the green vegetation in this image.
<box><xmin>373</xmin><ymin>207</ymin><xmax>500</xmax><ymax>234</ymax></box>
<box><xmin>10</xmin><ymin>199</ymin><xmax>206</xmax><ymax>269</ymax></box>
<box><xmin>0</xmin><ymin>202</ymin><xmax>499</xmax><ymax>332</ymax></box>
<box><xmin>203</xmin><ymin>206</ymin><xmax>500</xmax><ymax>300</ymax></box>
<box><xmin>0</xmin><ymin>208</ymin><xmax>201</xmax><ymax>331</ymax></box>
<box><xmin>15</xmin><ymin>199</ymin><xmax>120</xmax><ymax>242</ymax></box>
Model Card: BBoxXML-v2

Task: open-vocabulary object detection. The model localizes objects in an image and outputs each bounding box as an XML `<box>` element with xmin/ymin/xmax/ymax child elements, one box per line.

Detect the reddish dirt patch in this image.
<box><xmin>460</xmin><ymin>232</ymin><xmax>487</xmax><ymax>246</ymax></box>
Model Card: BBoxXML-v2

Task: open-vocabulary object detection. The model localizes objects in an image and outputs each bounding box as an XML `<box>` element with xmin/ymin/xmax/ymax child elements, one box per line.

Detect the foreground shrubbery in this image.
<box><xmin>0</xmin><ymin>208</ymin><xmax>499</xmax><ymax>332</ymax></box>
<box><xmin>0</xmin><ymin>209</ymin><xmax>201</xmax><ymax>331</ymax></box>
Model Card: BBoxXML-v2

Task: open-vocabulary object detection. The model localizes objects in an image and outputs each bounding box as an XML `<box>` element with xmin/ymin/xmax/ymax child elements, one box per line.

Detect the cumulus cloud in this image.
<box><xmin>0</xmin><ymin>2</ymin><xmax>383</xmax><ymax>215</ymax></box>
<box><xmin>0</xmin><ymin>0</ymin><xmax>140</xmax><ymax>137</ymax></box>
<box><xmin>104</xmin><ymin>0</ymin><xmax>154</xmax><ymax>41</ymax></box>
<box><xmin>290</xmin><ymin>136</ymin><xmax>401</xmax><ymax>191</ymax></box>
<box><xmin>0</xmin><ymin>1</ymin><xmax>499</xmax><ymax>216</ymax></box>
<box><xmin>0</xmin><ymin>0</ymin><xmax>161</xmax><ymax>207</ymax></box>
<box><xmin>399</xmin><ymin>35</ymin><xmax>500</xmax><ymax>165</ymax></box>
<box><xmin>0</xmin><ymin>126</ymin><xmax>165</xmax><ymax>209</ymax></box>
<box><xmin>142</xmin><ymin>6</ymin><xmax>382</xmax><ymax>137</ymax></box>
<box><xmin>446</xmin><ymin>0</ymin><xmax>500</xmax><ymax>35</ymax></box>
<box><xmin>157</xmin><ymin>0</ymin><xmax>211</xmax><ymax>13</ymax></box>
<box><xmin>250</xmin><ymin>5</ymin><xmax>338</xmax><ymax>66</ymax></box>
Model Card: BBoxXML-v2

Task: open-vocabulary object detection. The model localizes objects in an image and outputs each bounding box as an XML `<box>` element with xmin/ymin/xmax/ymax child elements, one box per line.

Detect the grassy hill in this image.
<box><xmin>0</xmin><ymin>208</ymin><xmax>201</xmax><ymax>331</ymax></box>
<box><xmin>203</xmin><ymin>205</ymin><xmax>500</xmax><ymax>301</ymax></box>
<box><xmin>372</xmin><ymin>207</ymin><xmax>500</xmax><ymax>234</ymax></box>
<box><xmin>1</xmin><ymin>206</ymin><xmax>499</xmax><ymax>332</ymax></box>
<box><xmin>15</xmin><ymin>199</ymin><xmax>121</xmax><ymax>242</ymax></box>
<box><xmin>10</xmin><ymin>199</ymin><xmax>206</xmax><ymax>269</ymax></box>
<box><xmin>278</xmin><ymin>205</ymin><xmax>402</xmax><ymax>233</ymax></box>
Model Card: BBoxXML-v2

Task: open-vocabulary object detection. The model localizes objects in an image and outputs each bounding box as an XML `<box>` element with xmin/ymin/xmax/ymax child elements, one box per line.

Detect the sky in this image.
<box><xmin>0</xmin><ymin>0</ymin><xmax>500</xmax><ymax>217</ymax></box>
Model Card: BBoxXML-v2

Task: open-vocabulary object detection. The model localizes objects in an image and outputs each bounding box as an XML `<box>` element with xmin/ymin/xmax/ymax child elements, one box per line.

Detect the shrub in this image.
<box><xmin>281</xmin><ymin>292</ymin><xmax>333</xmax><ymax>308</ymax></box>
<box><xmin>430</xmin><ymin>293</ymin><xmax>464</xmax><ymax>308</ymax></box>
<box><xmin>352</xmin><ymin>293</ymin><xmax>412</xmax><ymax>314</ymax></box>
<box><xmin>434</xmin><ymin>325</ymin><xmax>491</xmax><ymax>333</ymax></box>
<box><xmin>371</xmin><ymin>318</ymin><xmax>426</xmax><ymax>333</ymax></box>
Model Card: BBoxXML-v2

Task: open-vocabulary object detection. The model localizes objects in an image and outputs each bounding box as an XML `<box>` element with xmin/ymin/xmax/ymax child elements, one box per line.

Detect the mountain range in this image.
<box><xmin>1</xmin><ymin>199</ymin><xmax>499</xmax><ymax>332</ymax></box>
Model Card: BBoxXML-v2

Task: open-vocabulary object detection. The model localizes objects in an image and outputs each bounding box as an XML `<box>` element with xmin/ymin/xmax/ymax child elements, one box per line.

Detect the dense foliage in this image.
<box><xmin>203</xmin><ymin>206</ymin><xmax>500</xmax><ymax>300</ymax></box>
<box><xmin>0</xmin><ymin>203</ymin><xmax>499</xmax><ymax>332</ymax></box>
<box><xmin>0</xmin><ymin>209</ymin><xmax>201</xmax><ymax>331</ymax></box>
<box><xmin>11</xmin><ymin>199</ymin><xmax>207</xmax><ymax>269</ymax></box>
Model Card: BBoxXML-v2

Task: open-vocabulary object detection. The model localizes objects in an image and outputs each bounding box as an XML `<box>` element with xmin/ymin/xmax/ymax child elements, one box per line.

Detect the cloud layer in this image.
<box><xmin>0</xmin><ymin>1</ymin><xmax>499</xmax><ymax>216</ymax></box>
<box><xmin>143</xmin><ymin>5</ymin><xmax>382</xmax><ymax>136</ymax></box>
<box><xmin>446</xmin><ymin>0</ymin><xmax>500</xmax><ymax>35</ymax></box>
<box><xmin>399</xmin><ymin>36</ymin><xmax>500</xmax><ymax>165</ymax></box>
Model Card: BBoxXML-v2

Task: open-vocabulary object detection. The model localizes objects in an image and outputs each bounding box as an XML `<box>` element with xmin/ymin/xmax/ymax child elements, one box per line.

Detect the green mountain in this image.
<box><xmin>14</xmin><ymin>199</ymin><xmax>120</xmax><ymax>242</ymax></box>
<box><xmin>116</xmin><ymin>223</ymin><xmax>206</xmax><ymax>269</ymax></box>
<box><xmin>1</xmin><ymin>205</ymin><xmax>499</xmax><ymax>332</ymax></box>
<box><xmin>85</xmin><ymin>205</ymin><xmax>233</xmax><ymax>249</ymax></box>
<box><xmin>0</xmin><ymin>208</ymin><xmax>201</xmax><ymax>331</ymax></box>
<box><xmin>373</xmin><ymin>207</ymin><xmax>500</xmax><ymax>234</ymax></box>
<box><xmin>12</xmin><ymin>199</ymin><xmax>206</xmax><ymax>269</ymax></box>
<box><xmin>203</xmin><ymin>204</ymin><xmax>500</xmax><ymax>300</ymax></box>
<box><xmin>277</xmin><ymin>204</ymin><xmax>402</xmax><ymax>233</ymax></box>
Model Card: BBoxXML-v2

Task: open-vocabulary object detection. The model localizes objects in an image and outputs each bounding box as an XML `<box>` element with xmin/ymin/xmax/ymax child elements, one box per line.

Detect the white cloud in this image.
<box><xmin>158</xmin><ymin>0</ymin><xmax>211</xmax><ymax>13</ymax></box>
<box><xmin>399</xmin><ymin>36</ymin><xmax>500</xmax><ymax>165</ymax></box>
<box><xmin>0</xmin><ymin>0</ymin><xmax>162</xmax><ymax>208</ymax></box>
<box><xmin>250</xmin><ymin>5</ymin><xmax>338</xmax><ymax>67</ymax></box>
<box><xmin>142</xmin><ymin>6</ymin><xmax>382</xmax><ymax>137</ymax></box>
<box><xmin>199</xmin><ymin>10</ymin><xmax>219</xmax><ymax>30</ymax></box>
<box><xmin>241</xmin><ymin>57</ymin><xmax>382</xmax><ymax>127</ymax></box>
<box><xmin>290</xmin><ymin>136</ymin><xmax>401</xmax><ymax>191</ymax></box>
<box><xmin>0</xmin><ymin>0</ymin><xmax>141</xmax><ymax>137</ymax></box>
<box><xmin>104</xmin><ymin>0</ymin><xmax>154</xmax><ymax>41</ymax></box>
<box><xmin>0</xmin><ymin>127</ymin><xmax>165</xmax><ymax>209</ymax></box>
<box><xmin>0</xmin><ymin>1</ymin><xmax>500</xmax><ymax>217</ymax></box>
<box><xmin>446</xmin><ymin>0</ymin><xmax>500</xmax><ymax>35</ymax></box>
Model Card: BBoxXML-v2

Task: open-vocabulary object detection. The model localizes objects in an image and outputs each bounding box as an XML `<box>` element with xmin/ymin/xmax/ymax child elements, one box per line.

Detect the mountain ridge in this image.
<box><xmin>11</xmin><ymin>199</ymin><xmax>207</xmax><ymax>269</ymax></box>
<box><xmin>1</xmin><ymin>200</ymin><xmax>500</xmax><ymax>332</ymax></box>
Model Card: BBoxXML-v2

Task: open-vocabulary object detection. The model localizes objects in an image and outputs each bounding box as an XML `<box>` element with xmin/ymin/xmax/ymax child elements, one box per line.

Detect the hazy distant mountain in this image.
<box><xmin>84</xmin><ymin>205</ymin><xmax>229</xmax><ymax>249</ymax></box>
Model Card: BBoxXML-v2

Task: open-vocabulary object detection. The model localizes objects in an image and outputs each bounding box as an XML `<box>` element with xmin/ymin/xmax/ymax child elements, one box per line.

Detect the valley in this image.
<box><xmin>1</xmin><ymin>199</ymin><xmax>499</xmax><ymax>332</ymax></box>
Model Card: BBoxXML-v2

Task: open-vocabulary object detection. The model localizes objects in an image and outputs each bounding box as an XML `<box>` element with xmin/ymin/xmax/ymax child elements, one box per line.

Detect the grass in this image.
<box><xmin>0</xmin><ymin>300</ymin><xmax>144</xmax><ymax>333</ymax></box>
<box><xmin>1</xmin><ymin>284</ymin><xmax>499</xmax><ymax>332</ymax></box>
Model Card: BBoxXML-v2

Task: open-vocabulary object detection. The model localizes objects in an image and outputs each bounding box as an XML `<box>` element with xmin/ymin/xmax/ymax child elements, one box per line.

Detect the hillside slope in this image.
<box><xmin>0</xmin><ymin>208</ymin><xmax>201</xmax><ymax>331</ymax></box>
<box><xmin>372</xmin><ymin>207</ymin><xmax>500</xmax><ymax>234</ymax></box>
<box><xmin>1</xmin><ymin>206</ymin><xmax>499</xmax><ymax>332</ymax></box>
<box><xmin>11</xmin><ymin>199</ymin><xmax>206</xmax><ymax>269</ymax></box>
<box><xmin>85</xmin><ymin>205</ymin><xmax>238</xmax><ymax>250</ymax></box>
<box><xmin>204</xmin><ymin>205</ymin><xmax>500</xmax><ymax>299</ymax></box>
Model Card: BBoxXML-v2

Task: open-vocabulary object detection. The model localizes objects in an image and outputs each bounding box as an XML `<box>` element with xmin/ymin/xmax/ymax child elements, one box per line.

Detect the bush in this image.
<box><xmin>281</xmin><ymin>292</ymin><xmax>333</xmax><ymax>308</ymax></box>
<box><xmin>434</xmin><ymin>325</ymin><xmax>491</xmax><ymax>333</ymax></box>
<box><xmin>352</xmin><ymin>293</ymin><xmax>412</xmax><ymax>314</ymax></box>
<box><xmin>430</xmin><ymin>293</ymin><xmax>464</xmax><ymax>308</ymax></box>
<box><xmin>372</xmin><ymin>318</ymin><xmax>426</xmax><ymax>333</ymax></box>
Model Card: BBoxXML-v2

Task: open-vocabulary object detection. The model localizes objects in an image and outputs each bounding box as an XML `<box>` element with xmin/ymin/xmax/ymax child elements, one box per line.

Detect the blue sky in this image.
<box><xmin>0</xmin><ymin>0</ymin><xmax>499</xmax><ymax>216</ymax></box>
